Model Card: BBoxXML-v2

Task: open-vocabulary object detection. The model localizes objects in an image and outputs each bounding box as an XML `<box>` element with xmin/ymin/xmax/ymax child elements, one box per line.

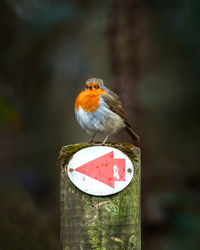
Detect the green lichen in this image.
<box><xmin>105</xmin><ymin>204</ymin><xmax>119</xmax><ymax>214</ymax></box>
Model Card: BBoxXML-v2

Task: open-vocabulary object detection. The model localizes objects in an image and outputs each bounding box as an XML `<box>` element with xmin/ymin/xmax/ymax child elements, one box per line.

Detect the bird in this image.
<box><xmin>74</xmin><ymin>78</ymin><xmax>140</xmax><ymax>145</ymax></box>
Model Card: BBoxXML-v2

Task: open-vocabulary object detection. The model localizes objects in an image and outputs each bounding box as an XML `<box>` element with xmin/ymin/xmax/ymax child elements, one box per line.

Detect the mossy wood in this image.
<box><xmin>59</xmin><ymin>143</ymin><xmax>141</xmax><ymax>250</ymax></box>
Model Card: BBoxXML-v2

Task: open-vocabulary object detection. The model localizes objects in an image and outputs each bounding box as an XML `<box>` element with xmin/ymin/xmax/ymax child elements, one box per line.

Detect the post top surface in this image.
<box><xmin>59</xmin><ymin>142</ymin><xmax>140</xmax><ymax>160</ymax></box>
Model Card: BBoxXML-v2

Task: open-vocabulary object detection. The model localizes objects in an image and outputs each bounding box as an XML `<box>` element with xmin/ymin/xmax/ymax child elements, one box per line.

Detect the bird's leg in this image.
<box><xmin>89</xmin><ymin>133</ymin><xmax>96</xmax><ymax>143</ymax></box>
<box><xmin>101</xmin><ymin>135</ymin><xmax>110</xmax><ymax>145</ymax></box>
<box><xmin>93</xmin><ymin>135</ymin><xmax>111</xmax><ymax>146</ymax></box>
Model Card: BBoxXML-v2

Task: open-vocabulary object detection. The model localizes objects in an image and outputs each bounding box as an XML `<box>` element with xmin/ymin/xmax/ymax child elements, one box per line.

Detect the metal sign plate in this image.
<box><xmin>67</xmin><ymin>146</ymin><xmax>134</xmax><ymax>196</ymax></box>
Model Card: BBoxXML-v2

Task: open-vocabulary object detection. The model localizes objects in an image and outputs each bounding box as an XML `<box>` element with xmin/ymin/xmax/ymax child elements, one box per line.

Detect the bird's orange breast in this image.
<box><xmin>75</xmin><ymin>89</ymin><xmax>107</xmax><ymax>113</ymax></box>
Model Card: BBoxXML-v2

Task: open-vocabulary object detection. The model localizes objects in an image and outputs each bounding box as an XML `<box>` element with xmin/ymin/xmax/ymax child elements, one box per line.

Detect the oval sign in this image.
<box><xmin>67</xmin><ymin>146</ymin><xmax>134</xmax><ymax>196</ymax></box>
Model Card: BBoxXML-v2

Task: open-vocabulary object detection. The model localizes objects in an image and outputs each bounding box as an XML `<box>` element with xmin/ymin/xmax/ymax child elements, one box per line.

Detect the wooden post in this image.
<box><xmin>59</xmin><ymin>143</ymin><xmax>141</xmax><ymax>250</ymax></box>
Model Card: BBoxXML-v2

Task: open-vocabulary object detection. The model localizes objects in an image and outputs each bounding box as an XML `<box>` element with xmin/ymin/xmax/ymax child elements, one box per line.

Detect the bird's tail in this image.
<box><xmin>124</xmin><ymin>124</ymin><xmax>140</xmax><ymax>142</ymax></box>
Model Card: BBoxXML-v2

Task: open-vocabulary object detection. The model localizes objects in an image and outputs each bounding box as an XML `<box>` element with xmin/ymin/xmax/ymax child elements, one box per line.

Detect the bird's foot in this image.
<box><xmin>88</xmin><ymin>133</ymin><xmax>96</xmax><ymax>144</ymax></box>
<box><xmin>88</xmin><ymin>140</ymin><xmax>95</xmax><ymax>144</ymax></box>
<box><xmin>89</xmin><ymin>135</ymin><xmax>111</xmax><ymax>146</ymax></box>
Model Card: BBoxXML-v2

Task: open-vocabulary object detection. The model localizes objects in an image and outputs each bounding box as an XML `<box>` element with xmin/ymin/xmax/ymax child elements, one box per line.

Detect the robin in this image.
<box><xmin>74</xmin><ymin>78</ymin><xmax>140</xmax><ymax>145</ymax></box>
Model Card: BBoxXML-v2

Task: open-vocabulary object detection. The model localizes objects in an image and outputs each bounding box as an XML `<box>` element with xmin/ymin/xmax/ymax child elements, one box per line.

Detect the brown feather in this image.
<box><xmin>102</xmin><ymin>90</ymin><xmax>140</xmax><ymax>142</ymax></box>
<box><xmin>124</xmin><ymin>123</ymin><xmax>140</xmax><ymax>142</ymax></box>
<box><xmin>102</xmin><ymin>90</ymin><xmax>127</xmax><ymax>121</ymax></box>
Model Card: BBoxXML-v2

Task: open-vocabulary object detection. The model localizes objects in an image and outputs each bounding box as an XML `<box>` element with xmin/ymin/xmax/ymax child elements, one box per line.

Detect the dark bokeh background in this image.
<box><xmin>0</xmin><ymin>0</ymin><xmax>200</xmax><ymax>249</ymax></box>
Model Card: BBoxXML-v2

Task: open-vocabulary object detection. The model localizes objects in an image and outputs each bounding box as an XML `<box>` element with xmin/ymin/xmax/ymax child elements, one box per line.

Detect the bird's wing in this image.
<box><xmin>101</xmin><ymin>90</ymin><xmax>127</xmax><ymax>121</ymax></box>
<box><xmin>102</xmin><ymin>89</ymin><xmax>140</xmax><ymax>142</ymax></box>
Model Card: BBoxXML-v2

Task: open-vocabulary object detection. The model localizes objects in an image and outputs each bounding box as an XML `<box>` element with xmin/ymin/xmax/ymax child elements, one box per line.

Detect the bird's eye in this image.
<box><xmin>97</xmin><ymin>85</ymin><xmax>100</xmax><ymax>89</ymax></box>
<box><xmin>89</xmin><ymin>86</ymin><xmax>93</xmax><ymax>90</ymax></box>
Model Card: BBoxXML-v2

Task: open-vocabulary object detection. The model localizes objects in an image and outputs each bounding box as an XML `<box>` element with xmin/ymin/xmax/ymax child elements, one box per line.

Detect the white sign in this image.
<box><xmin>67</xmin><ymin>146</ymin><xmax>134</xmax><ymax>196</ymax></box>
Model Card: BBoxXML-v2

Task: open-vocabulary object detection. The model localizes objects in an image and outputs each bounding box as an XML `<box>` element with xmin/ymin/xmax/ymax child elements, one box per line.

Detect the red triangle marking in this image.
<box><xmin>75</xmin><ymin>151</ymin><xmax>126</xmax><ymax>188</ymax></box>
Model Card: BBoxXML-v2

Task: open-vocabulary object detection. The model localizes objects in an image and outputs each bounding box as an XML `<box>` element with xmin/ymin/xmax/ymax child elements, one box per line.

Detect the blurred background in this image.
<box><xmin>0</xmin><ymin>0</ymin><xmax>200</xmax><ymax>249</ymax></box>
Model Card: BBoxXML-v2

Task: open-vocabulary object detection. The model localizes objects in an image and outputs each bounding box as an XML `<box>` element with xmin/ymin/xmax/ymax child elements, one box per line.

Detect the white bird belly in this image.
<box><xmin>75</xmin><ymin>97</ymin><xmax>124</xmax><ymax>134</ymax></box>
